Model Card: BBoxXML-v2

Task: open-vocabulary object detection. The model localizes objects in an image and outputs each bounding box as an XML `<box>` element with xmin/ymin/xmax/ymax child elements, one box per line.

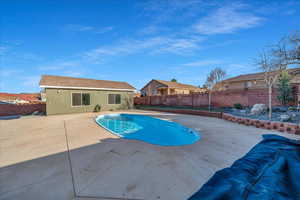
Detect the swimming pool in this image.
<box><xmin>95</xmin><ymin>113</ymin><xmax>200</xmax><ymax>146</ymax></box>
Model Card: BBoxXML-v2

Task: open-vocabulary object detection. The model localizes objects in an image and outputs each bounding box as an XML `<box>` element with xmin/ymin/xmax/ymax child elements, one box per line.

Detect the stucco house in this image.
<box><xmin>141</xmin><ymin>79</ymin><xmax>205</xmax><ymax>96</ymax></box>
<box><xmin>39</xmin><ymin>75</ymin><xmax>136</xmax><ymax>115</ymax></box>
<box><xmin>218</xmin><ymin>68</ymin><xmax>300</xmax><ymax>91</ymax></box>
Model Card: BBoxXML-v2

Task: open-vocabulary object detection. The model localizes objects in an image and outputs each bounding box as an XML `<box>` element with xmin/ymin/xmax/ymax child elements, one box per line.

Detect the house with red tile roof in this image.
<box><xmin>0</xmin><ymin>93</ymin><xmax>41</xmax><ymax>104</ymax></box>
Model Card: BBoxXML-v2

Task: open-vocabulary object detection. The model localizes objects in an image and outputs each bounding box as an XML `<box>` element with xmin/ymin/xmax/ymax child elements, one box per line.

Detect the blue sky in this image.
<box><xmin>0</xmin><ymin>0</ymin><xmax>299</xmax><ymax>93</ymax></box>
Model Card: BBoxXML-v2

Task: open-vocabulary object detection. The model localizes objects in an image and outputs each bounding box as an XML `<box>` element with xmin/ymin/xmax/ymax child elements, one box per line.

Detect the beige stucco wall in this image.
<box><xmin>141</xmin><ymin>80</ymin><xmax>201</xmax><ymax>96</ymax></box>
<box><xmin>220</xmin><ymin>73</ymin><xmax>300</xmax><ymax>91</ymax></box>
<box><xmin>45</xmin><ymin>88</ymin><xmax>134</xmax><ymax>115</ymax></box>
<box><xmin>220</xmin><ymin>80</ymin><xmax>270</xmax><ymax>91</ymax></box>
<box><xmin>173</xmin><ymin>89</ymin><xmax>191</xmax><ymax>94</ymax></box>
<box><xmin>141</xmin><ymin>80</ymin><xmax>166</xmax><ymax>96</ymax></box>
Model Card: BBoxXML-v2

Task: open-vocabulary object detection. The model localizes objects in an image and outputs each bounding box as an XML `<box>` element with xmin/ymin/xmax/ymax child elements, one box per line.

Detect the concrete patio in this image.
<box><xmin>1</xmin><ymin>110</ymin><xmax>299</xmax><ymax>200</ymax></box>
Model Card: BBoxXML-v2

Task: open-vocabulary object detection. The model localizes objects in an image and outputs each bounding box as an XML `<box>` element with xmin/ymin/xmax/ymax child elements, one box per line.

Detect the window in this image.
<box><xmin>72</xmin><ymin>93</ymin><xmax>82</xmax><ymax>106</ymax></box>
<box><xmin>108</xmin><ymin>94</ymin><xmax>121</xmax><ymax>104</ymax></box>
<box><xmin>72</xmin><ymin>93</ymin><xmax>90</xmax><ymax>106</ymax></box>
<box><xmin>244</xmin><ymin>81</ymin><xmax>252</xmax><ymax>89</ymax></box>
<box><xmin>82</xmin><ymin>93</ymin><xmax>90</xmax><ymax>105</ymax></box>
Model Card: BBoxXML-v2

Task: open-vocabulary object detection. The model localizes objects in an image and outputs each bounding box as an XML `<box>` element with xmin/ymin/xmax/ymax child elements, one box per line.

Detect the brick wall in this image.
<box><xmin>212</xmin><ymin>89</ymin><xmax>282</xmax><ymax>107</ymax></box>
<box><xmin>134</xmin><ymin>88</ymin><xmax>289</xmax><ymax>107</ymax></box>
<box><xmin>0</xmin><ymin>103</ymin><xmax>46</xmax><ymax>116</ymax></box>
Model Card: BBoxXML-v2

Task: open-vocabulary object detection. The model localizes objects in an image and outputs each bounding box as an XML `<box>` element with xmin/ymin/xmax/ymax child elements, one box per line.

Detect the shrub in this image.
<box><xmin>233</xmin><ymin>103</ymin><xmax>243</xmax><ymax>110</ymax></box>
<box><xmin>277</xmin><ymin>71</ymin><xmax>294</xmax><ymax>105</ymax></box>
<box><xmin>288</xmin><ymin>106</ymin><xmax>297</xmax><ymax>111</ymax></box>
<box><xmin>94</xmin><ymin>104</ymin><xmax>101</xmax><ymax>112</ymax></box>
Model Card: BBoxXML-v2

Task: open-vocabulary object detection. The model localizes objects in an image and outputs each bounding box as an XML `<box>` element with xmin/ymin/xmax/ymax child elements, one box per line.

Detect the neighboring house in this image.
<box><xmin>0</xmin><ymin>100</ymin><xmax>11</xmax><ymax>104</ymax></box>
<box><xmin>0</xmin><ymin>93</ymin><xmax>41</xmax><ymax>104</ymax></box>
<box><xmin>219</xmin><ymin>68</ymin><xmax>300</xmax><ymax>91</ymax></box>
<box><xmin>39</xmin><ymin>75</ymin><xmax>136</xmax><ymax>115</ymax></box>
<box><xmin>141</xmin><ymin>79</ymin><xmax>205</xmax><ymax>96</ymax></box>
<box><xmin>134</xmin><ymin>92</ymin><xmax>141</xmax><ymax>98</ymax></box>
<box><xmin>40</xmin><ymin>91</ymin><xmax>46</xmax><ymax>102</ymax></box>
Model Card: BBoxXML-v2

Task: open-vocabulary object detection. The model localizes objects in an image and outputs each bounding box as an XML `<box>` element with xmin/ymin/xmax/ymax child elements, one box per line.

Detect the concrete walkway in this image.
<box><xmin>1</xmin><ymin>110</ymin><xmax>299</xmax><ymax>200</ymax></box>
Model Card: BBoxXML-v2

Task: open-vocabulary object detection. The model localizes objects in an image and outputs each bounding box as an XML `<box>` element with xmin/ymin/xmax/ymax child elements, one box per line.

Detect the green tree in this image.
<box><xmin>277</xmin><ymin>71</ymin><xmax>293</xmax><ymax>105</ymax></box>
<box><xmin>171</xmin><ymin>78</ymin><xmax>177</xmax><ymax>82</ymax></box>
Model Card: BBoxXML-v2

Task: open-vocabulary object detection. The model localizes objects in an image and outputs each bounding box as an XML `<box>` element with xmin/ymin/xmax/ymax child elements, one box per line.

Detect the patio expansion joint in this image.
<box><xmin>63</xmin><ymin>120</ymin><xmax>144</xmax><ymax>200</ymax></box>
<box><xmin>64</xmin><ymin>120</ymin><xmax>77</xmax><ymax>198</ymax></box>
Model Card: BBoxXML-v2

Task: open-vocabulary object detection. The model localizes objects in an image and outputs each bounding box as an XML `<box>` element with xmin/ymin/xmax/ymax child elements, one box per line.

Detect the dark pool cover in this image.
<box><xmin>189</xmin><ymin>134</ymin><xmax>300</xmax><ymax>200</ymax></box>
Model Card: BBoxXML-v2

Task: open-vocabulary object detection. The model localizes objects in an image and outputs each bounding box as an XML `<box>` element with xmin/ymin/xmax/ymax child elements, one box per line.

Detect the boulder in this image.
<box><xmin>240</xmin><ymin>110</ymin><xmax>247</xmax><ymax>114</ymax></box>
<box><xmin>280</xmin><ymin>114</ymin><xmax>291</xmax><ymax>122</ymax></box>
<box><xmin>251</xmin><ymin>104</ymin><xmax>267</xmax><ymax>115</ymax></box>
<box><xmin>290</xmin><ymin>113</ymin><xmax>297</xmax><ymax>121</ymax></box>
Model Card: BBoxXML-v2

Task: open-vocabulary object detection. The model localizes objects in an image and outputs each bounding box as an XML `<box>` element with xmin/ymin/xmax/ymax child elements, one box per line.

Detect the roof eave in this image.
<box><xmin>40</xmin><ymin>85</ymin><xmax>136</xmax><ymax>92</ymax></box>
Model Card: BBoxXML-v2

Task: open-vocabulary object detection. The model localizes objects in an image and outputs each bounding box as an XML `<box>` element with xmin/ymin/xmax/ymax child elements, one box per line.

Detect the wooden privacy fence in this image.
<box><xmin>134</xmin><ymin>89</ymin><xmax>285</xmax><ymax>108</ymax></box>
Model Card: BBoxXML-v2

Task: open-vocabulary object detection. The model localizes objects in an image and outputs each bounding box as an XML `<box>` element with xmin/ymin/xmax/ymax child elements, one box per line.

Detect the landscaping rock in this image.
<box><xmin>280</xmin><ymin>114</ymin><xmax>291</xmax><ymax>122</ymax></box>
<box><xmin>240</xmin><ymin>110</ymin><xmax>247</xmax><ymax>114</ymax></box>
<box><xmin>251</xmin><ymin>104</ymin><xmax>267</xmax><ymax>115</ymax></box>
<box><xmin>272</xmin><ymin>106</ymin><xmax>288</xmax><ymax>112</ymax></box>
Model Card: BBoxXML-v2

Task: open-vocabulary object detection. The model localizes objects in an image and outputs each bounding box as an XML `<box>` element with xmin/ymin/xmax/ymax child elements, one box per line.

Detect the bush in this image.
<box><xmin>277</xmin><ymin>71</ymin><xmax>294</xmax><ymax>105</ymax></box>
<box><xmin>94</xmin><ymin>104</ymin><xmax>101</xmax><ymax>112</ymax></box>
<box><xmin>288</xmin><ymin>106</ymin><xmax>297</xmax><ymax>111</ymax></box>
<box><xmin>233</xmin><ymin>103</ymin><xmax>243</xmax><ymax>110</ymax></box>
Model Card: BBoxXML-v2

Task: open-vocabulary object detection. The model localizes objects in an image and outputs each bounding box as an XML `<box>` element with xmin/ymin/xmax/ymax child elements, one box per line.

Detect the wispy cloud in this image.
<box><xmin>226</xmin><ymin>63</ymin><xmax>255</xmax><ymax>75</ymax></box>
<box><xmin>153</xmin><ymin>37</ymin><xmax>205</xmax><ymax>54</ymax></box>
<box><xmin>0</xmin><ymin>69</ymin><xmax>21</xmax><ymax>77</ymax></box>
<box><xmin>64</xmin><ymin>24</ymin><xmax>114</xmax><ymax>34</ymax></box>
<box><xmin>0</xmin><ymin>46</ymin><xmax>10</xmax><ymax>56</ymax></box>
<box><xmin>255</xmin><ymin>0</ymin><xmax>300</xmax><ymax>16</ymax></box>
<box><xmin>193</xmin><ymin>4</ymin><xmax>263</xmax><ymax>35</ymax></box>
<box><xmin>61</xmin><ymin>71</ymin><xmax>83</xmax><ymax>77</ymax></box>
<box><xmin>138</xmin><ymin>26</ymin><xmax>161</xmax><ymax>35</ymax></box>
<box><xmin>22</xmin><ymin>76</ymin><xmax>41</xmax><ymax>88</ymax></box>
<box><xmin>183</xmin><ymin>59</ymin><xmax>222</xmax><ymax>67</ymax></box>
<box><xmin>22</xmin><ymin>53</ymin><xmax>43</xmax><ymax>61</ymax></box>
<box><xmin>83</xmin><ymin>36</ymin><xmax>205</xmax><ymax>63</ymax></box>
<box><xmin>140</xmin><ymin>0</ymin><xmax>212</xmax><ymax>23</ymax></box>
<box><xmin>38</xmin><ymin>61</ymin><xmax>80</xmax><ymax>71</ymax></box>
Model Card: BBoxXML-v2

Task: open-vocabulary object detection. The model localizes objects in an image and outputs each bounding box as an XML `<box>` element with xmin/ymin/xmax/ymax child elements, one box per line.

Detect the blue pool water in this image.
<box><xmin>95</xmin><ymin>114</ymin><xmax>200</xmax><ymax>146</ymax></box>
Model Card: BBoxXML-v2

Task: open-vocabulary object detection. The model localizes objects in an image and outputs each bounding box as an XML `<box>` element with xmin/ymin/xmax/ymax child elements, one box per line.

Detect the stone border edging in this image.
<box><xmin>139</xmin><ymin>108</ymin><xmax>300</xmax><ymax>135</ymax></box>
<box><xmin>222</xmin><ymin>113</ymin><xmax>300</xmax><ymax>135</ymax></box>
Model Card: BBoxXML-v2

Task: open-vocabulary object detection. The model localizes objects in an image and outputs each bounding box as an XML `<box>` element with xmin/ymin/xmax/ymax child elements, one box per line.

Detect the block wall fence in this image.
<box><xmin>134</xmin><ymin>89</ymin><xmax>287</xmax><ymax>108</ymax></box>
<box><xmin>0</xmin><ymin>103</ymin><xmax>46</xmax><ymax>116</ymax></box>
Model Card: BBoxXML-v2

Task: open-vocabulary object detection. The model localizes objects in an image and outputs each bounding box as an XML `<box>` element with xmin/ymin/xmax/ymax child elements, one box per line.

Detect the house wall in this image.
<box><xmin>173</xmin><ymin>89</ymin><xmax>192</xmax><ymax>94</ymax></box>
<box><xmin>45</xmin><ymin>88</ymin><xmax>134</xmax><ymax>115</ymax></box>
<box><xmin>221</xmin><ymin>80</ymin><xmax>267</xmax><ymax>90</ymax></box>
<box><xmin>141</xmin><ymin>80</ymin><xmax>199</xmax><ymax>96</ymax></box>
<box><xmin>222</xmin><ymin>73</ymin><xmax>300</xmax><ymax>91</ymax></box>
